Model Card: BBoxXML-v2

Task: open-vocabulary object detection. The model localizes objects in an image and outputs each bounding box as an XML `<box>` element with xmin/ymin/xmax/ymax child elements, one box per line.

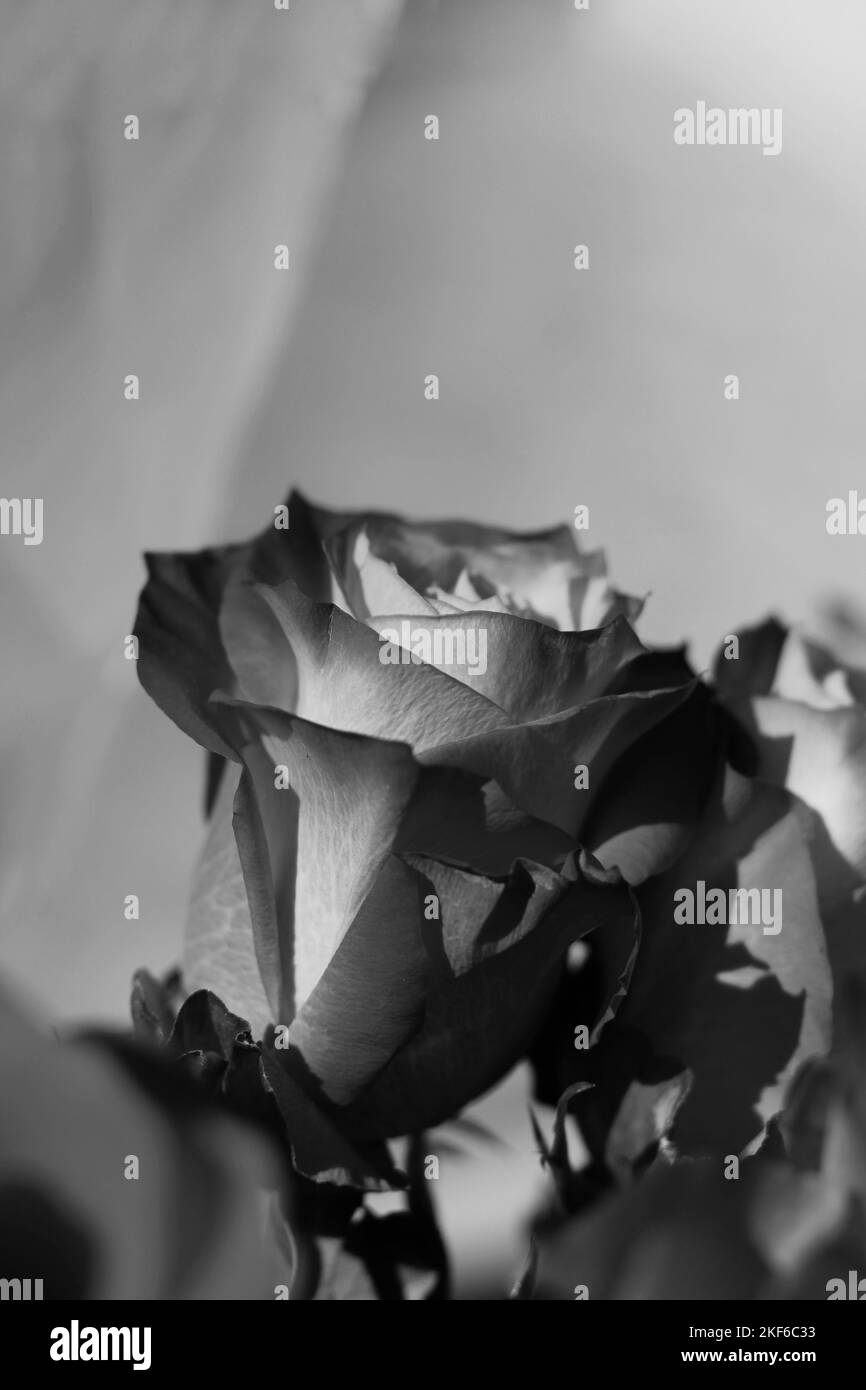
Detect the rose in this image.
<box><xmin>711</xmin><ymin>615</ymin><xmax>866</xmax><ymax>991</ymax></box>
<box><xmin>134</xmin><ymin>491</ymin><xmax>715</xmax><ymax>1172</ymax></box>
<box><xmin>527</xmin><ymin>977</ymin><xmax>866</xmax><ymax>1301</ymax></box>
<box><xmin>537</xmin><ymin>613</ymin><xmax>866</xmax><ymax>1165</ymax></box>
<box><xmin>713</xmin><ymin>616</ymin><xmax>866</xmax><ymax>907</ymax></box>
<box><xmin>0</xmin><ymin>981</ymin><xmax>279</xmax><ymax>1299</ymax></box>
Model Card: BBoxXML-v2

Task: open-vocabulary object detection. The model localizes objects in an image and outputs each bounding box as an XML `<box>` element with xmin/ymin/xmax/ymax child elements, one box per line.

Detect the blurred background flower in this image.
<box><xmin>0</xmin><ymin>982</ymin><xmax>281</xmax><ymax>1298</ymax></box>
<box><xmin>527</xmin><ymin>977</ymin><xmax>866</xmax><ymax>1300</ymax></box>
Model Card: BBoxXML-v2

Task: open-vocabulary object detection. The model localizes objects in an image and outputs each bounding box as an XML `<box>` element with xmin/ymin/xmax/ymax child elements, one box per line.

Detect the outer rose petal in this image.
<box><xmin>581</xmin><ymin>680</ymin><xmax>721</xmax><ymax>884</ymax></box>
<box><xmin>364</xmin><ymin>610</ymin><xmax>643</xmax><ymax>719</ymax></box>
<box><xmin>185</xmin><ymin>762</ymin><xmax>276</xmax><ymax>1038</ymax></box>
<box><xmin>729</xmin><ymin>694</ymin><xmax>866</xmax><ymax>892</ymax></box>
<box><xmin>711</xmin><ymin>616</ymin><xmax>788</xmax><ymax>700</ymax></box>
<box><xmin>328</xmin><ymin>853</ymin><xmax>638</xmax><ymax>1141</ymax></box>
<box><xmin>134</xmin><ymin>547</ymin><xmax>242</xmax><ymax>759</ymax></box>
<box><xmin>248</xmin><ymin>578</ymin><xmax>509</xmax><ymax>751</ymax></box>
<box><xmin>186</xmin><ymin>703</ymin><xmax>585</xmax><ymax>1028</ymax></box>
<box><xmin>132</xmin><ymin>492</ymin><xmax>345</xmax><ymax>754</ymax></box>
<box><xmin>420</xmin><ymin>679</ymin><xmax>700</xmax><ymax>843</ymax></box>
<box><xmin>282</xmin><ymin>853</ymin><xmax>431</xmax><ymax>1106</ymax></box>
<box><xmin>713</xmin><ymin>617</ymin><xmax>856</xmax><ymax>709</ymax></box>
<box><xmin>225</xmin><ymin>706</ymin><xmax>423</xmax><ymax>1018</ymax></box>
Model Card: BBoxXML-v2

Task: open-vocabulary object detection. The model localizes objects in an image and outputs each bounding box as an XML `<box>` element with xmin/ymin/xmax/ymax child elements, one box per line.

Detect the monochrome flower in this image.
<box><xmin>134</xmin><ymin>493</ymin><xmax>711</xmax><ymax>1163</ymax></box>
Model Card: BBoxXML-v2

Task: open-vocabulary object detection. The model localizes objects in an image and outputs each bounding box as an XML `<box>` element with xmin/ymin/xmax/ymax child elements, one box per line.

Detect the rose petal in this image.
<box><xmin>184</xmin><ymin>763</ymin><xmax>273</xmax><ymax>1036</ymax></box>
<box><xmin>421</xmin><ymin>680</ymin><xmax>699</xmax><ymax>841</ymax></box>
<box><xmin>260</xmin><ymin>1050</ymin><xmax>404</xmax><ymax>1191</ymax></box>
<box><xmin>184</xmin><ymin>715</ymin><xmax>582</xmax><ymax>1039</ymax></box>
<box><xmin>585</xmin><ymin>768</ymin><xmax>832</xmax><ymax>1156</ymax></box>
<box><xmin>307</xmin><ymin>494</ymin><xmax>640</xmax><ymax>631</ymax></box>
<box><xmin>711</xmin><ymin>616</ymin><xmax>788</xmax><ymax>698</ymax></box>
<box><xmin>581</xmin><ymin>681</ymin><xmax>722</xmax><ymax>883</ymax></box>
<box><xmin>254</xmin><ymin>578</ymin><xmax>508</xmax><ymax>750</ymax></box>
<box><xmin>365</xmin><ymin>610</ymin><xmax>643</xmax><ymax>719</ymax></box>
<box><xmin>729</xmin><ymin>693</ymin><xmax>866</xmax><ymax>889</ymax></box>
<box><xmin>285</xmin><ymin>854</ymin><xmax>430</xmax><ymax>1105</ymax></box>
<box><xmin>134</xmin><ymin>547</ymin><xmax>241</xmax><ymax>759</ymax></box>
<box><xmin>227</xmin><ymin>706</ymin><xmax>422</xmax><ymax>1017</ymax></box>
<box><xmin>713</xmin><ymin>618</ymin><xmax>855</xmax><ymax>709</ymax></box>
<box><xmin>324</xmin><ymin>522</ymin><xmax>441</xmax><ymax>621</ymax></box>
<box><xmin>334</xmin><ymin>852</ymin><xmax>637</xmax><ymax>1140</ymax></box>
<box><xmin>133</xmin><ymin>492</ymin><xmax>351</xmax><ymax>752</ymax></box>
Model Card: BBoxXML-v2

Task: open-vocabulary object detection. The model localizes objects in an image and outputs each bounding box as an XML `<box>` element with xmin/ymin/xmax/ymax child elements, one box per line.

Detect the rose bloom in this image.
<box><xmin>528</xmin><ymin>977</ymin><xmax>866</xmax><ymax>1301</ymax></box>
<box><xmin>135</xmin><ymin>491</ymin><xmax>721</xmax><ymax>1167</ymax></box>
<box><xmin>713</xmin><ymin>614</ymin><xmax>866</xmax><ymax>916</ymax></box>
<box><xmin>539</xmin><ymin>613</ymin><xmax>866</xmax><ymax>1163</ymax></box>
<box><xmin>710</xmin><ymin>614</ymin><xmax>866</xmax><ymax>1000</ymax></box>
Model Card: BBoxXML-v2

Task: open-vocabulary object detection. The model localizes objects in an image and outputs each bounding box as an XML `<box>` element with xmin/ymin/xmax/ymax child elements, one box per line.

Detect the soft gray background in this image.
<box><xmin>1</xmin><ymin>0</ymin><xmax>865</xmax><ymax>1290</ymax></box>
